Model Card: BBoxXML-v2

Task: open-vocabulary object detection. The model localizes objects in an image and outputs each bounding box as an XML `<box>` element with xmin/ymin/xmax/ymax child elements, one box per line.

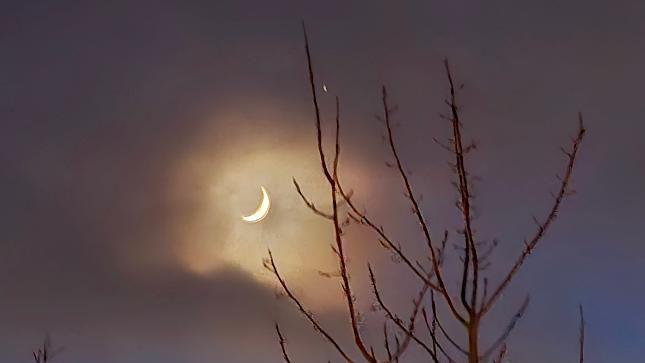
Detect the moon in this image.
<box><xmin>241</xmin><ymin>186</ymin><xmax>271</xmax><ymax>223</ymax></box>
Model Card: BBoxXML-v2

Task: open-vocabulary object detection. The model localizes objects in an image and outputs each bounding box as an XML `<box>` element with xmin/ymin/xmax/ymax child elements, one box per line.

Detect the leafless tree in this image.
<box><xmin>266</xmin><ymin>23</ymin><xmax>587</xmax><ymax>363</ymax></box>
<box><xmin>33</xmin><ymin>335</ymin><xmax>63</xmax><ymax>363</ymax></box>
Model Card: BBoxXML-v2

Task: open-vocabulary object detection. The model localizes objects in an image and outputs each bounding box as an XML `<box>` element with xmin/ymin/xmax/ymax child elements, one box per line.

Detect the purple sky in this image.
<box><xmin>1</xmin><ymin>1</ymin><xmax>644</xmax><ymax>362</ymax></box>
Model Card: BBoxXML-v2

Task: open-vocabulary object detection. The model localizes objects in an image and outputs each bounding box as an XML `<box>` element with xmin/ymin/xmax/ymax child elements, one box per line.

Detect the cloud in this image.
<box><xmin>1</xmin><ymin>0</ymin><xmax>645</xmax><ymax>362</ymax></box>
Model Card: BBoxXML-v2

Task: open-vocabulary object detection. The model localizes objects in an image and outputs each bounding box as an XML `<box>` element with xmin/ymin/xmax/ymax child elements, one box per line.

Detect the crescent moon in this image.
<box><xmin>242</xmin><ymin>186</ymin><xmax>271</xmax><ymax>223</ymax></box>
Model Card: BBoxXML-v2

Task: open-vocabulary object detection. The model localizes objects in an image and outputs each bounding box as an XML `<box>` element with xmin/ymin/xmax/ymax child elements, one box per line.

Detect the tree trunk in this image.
<box><xmin>468</xmin><ymin>318</ymin><xmax>480</xmax><ymax>363</ymax></box>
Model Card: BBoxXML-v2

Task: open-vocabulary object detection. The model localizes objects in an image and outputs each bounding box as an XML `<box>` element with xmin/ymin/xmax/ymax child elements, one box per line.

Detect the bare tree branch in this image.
<box><xmin>272</xmin><ymin>23</ymin><xmax>589</xmax><ymax>363</ymax></box>
<box><xmin>579</xmin><ymin>305</ymin><xmax>585</xmax><ymax>363</ymax></box>
<box><xmin>444</xmin><ymin>59</ymin><xmax>480</xmax><ymax>316</ymax></box>
<box><xmin>492</xmin><ymin>344</ymin><xmax>507</xmax><ymax>363</ymax></box>
<box><xmin>369</xmin><ymin>265</ymin><xmax>440</xmax><ymax>363</ymax></box>
<box><xmin>385</xmin><ymin>267</ymin><xmax>440</xmax><ymax>362</ymax></box>
<box><xmin>381</xmin><ymin>85</ymin><xmax>467</xmax><ymax>326</ymax></box>
<box><xmin>422</xmin><ymin>303</ymin><xmax>457</xmax><ymax>362</ymax></box>
<box><xmin>333</xmin><ymin>95</ymin><xmax>341</xmax><ymax>180</ymax></box>
<box><xmin>383</xmin><ymin>323</ymin><xmax>396</xmax><ymax>363</ymax></box>
<box><xmin>32</xmin><ymin>335</ymin><xmax>62</xmax><ymax>363</ymax></box>
<box><xmin>293</xmin><ymin>178</ymin><xmax>334</xmax><ymax>220</ymax></box>
<box><xmin>483</xmin><ymin>115</ymin><xmax>586</xmax><ymax>314</ymax></box>
<box><xmin>337</xmin><ymin>179</ymin><xmax>441</xmax><ymax>292</ymax></box>
<box><xmin>425</xmin><ymin>306</ymin><xmax>468</xmax><ymax>357</ymax></box>
<box><xmin>267</xmin><ymin>250</ymin><xmax>354</xmax><ymax>363</ymax></box>
<box><xmin>480</xmin><ymin>295</ymin><xmax>530</xmax><ymax>361</ymax></box>
<box><xmin>302</xmin><ymin>22</ymin><xmax>376</xmax><ymax>363</ymax></box>
<box><xmin>302</xmin><ymin>21</ymin><xmax>333</xmax><ymax>185</ymax></box>
<box><xmin>275</xmin><ymin>323</ymin><xmax>294</xmax><ymax>363</ymax></box>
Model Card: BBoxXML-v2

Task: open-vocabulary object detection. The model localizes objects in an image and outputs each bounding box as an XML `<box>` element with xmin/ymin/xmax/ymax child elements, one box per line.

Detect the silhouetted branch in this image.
<box><xmin>33</xmin><ymin>342</ymin><xmax>49</xmax><ymax>363</ymax></box>
<box><xmin>369</xmin><ymin>265</ymin><xmax>440</xmax><ymax>363</ymax></box>
<box><xmin>579</xmin><ymin>305</ymin><xmax>585</xmax><ymax>363</ymax></box>
<box><xmin>426</xmin><ymin>290</ymin><xmax>467</xmax><ymax>359</ymax></box>
<box><xmin>444</xmin><ymin>59</ymin><xmax>479</xmax><ymax>316</ymax></box>
<box><xmin>421</xmin><ymin>305</ymin><xmax>457</xmax><ymax>362</ymax></box>
<box><xmin>426</xmin><ymin>308</ymin><xmax>468</xmax><ymax>358</ymax></box>
<box><xmin>492</xmin><ymin>344</ymin><xmax>507</xmax><ymax>363</ymax></box>
<box><xmin>295</xmin><ymin>22</ymin><xmax>376</xmax><ymax>363</ymax></box>
<box><xmin>275</xmin><ymin>323</ymin><xmax>294</xmax><ymax>363</ymax></box>
<box><xmin>383</xmin><ymin>323</ymin><xmax>395</xmax><ymax>363</ymax></box>
<box><xmin>32</xmin><ymin>335</ymin><xmax>62</xmax><ymax>363</ymax></box>
<box><xmin>483</xmin><ymin>115</ymin><xmax>586</xmax><ymax>315</ymax></box>
<box><xmin>337</xmin><ymin>179</ymin><xmax>441</xmax><ymax>291</ymax></box>
<box><xmin>381</xmin><ymin>85</ymin><xmax>466</xmax><ymax>326</ymax></box>
<box><xmin>302</xmin><ymin>22</ymin><xmax>333</xmax><ymax>185</ymax></box>
<box><xmin>480</xmin><ymin>295</ymin><xmax>530</xmax><ymax>360</ymax></box>
<box><xmin>388</xmin><ymin>270</ymin><xmax>436</xmax><ymax>362</ymax></box>
<box><xmin>273</xmin><ymin>22</ymin><xmax>588</xmax><ymax>363</ymax></box>
<box><xmin>333</xmin><ymin>95</ymin><xmax>341</xmax><ymax>180</ymax></box>
<box><xmin>293</xmin><ymin>178</ymin><xmax>333</xmax><ymax>220</ymax></box>
<box><xmin>266</xmin><ymin>250</ymin><xmax>354</xmax><ymax>362</ymax></box>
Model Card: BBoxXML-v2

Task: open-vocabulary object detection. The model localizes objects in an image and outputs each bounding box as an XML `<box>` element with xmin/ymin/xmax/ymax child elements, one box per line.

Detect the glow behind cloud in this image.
<box><xmin>168</xmin><ymin>118</ymin><xmax>354</xmax><ymax>307</ymax></box>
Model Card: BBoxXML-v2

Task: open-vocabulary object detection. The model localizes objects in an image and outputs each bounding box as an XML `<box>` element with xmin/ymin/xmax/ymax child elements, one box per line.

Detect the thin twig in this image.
<box><xmin>293</xmin><ymin>178</ymin><xmax>333</xmax><ymax>219</ymax></box>
<box><xmin>444</xmin><ymin>59</ymin><xmax>479</xmax><ymax>315</ymax></box>
<box><xmin>387</xmin><ymin>270</ymin><xmax>435</xmax><ymax>362</ymax></box>
<box><xmin>480</xmin><ymin>295</ymin><xmax>530</xmax><ymax>360</ymax></box>
<box><xmin>302</xmin><ymin>22</ymin><xmax>376</xmax><ymax>363</ymax></box>
<box><xmin>384</xmin><ymin>323</ymin><xmax>395</xmax><ymax>363</ymax></box>
<box><xmin>483</xmin><ymin>115</ymin><xmax>586</xmax><ymax>314</ymax></box>
<box><xmin>369</xmin><ymin>265</ymin><xmax>440</xmax><ymax>363</ymax></box>
<box><xmin>579</xmin><ymin>305</ymin><xmax>585</xmax><ymax>363</ymax></box>
<box><xmin>421</xmin><ymin>306</ymin><xmax>457</xmax><ymax>362</ymax></box>
<box><xmin>492</xmin><ymin>344</ymin><xmax>507</xmax><ymax>363</ymax></box>
<box><xmin>267</xmin><ymin>250</ymin><xmax>354</xmax><ymax>362</ymax></box>
<box><xmin>337</xmin><ymin>180</ymin><xmax>441</xmax><ymax>291</ymax></box>
<box><xmin>275</xmin><ymin>323</ymin><xmax>294</xmax><ymax>363</ymax></box>
<box><xmin>381</xmin><ymin>85</ymin><xmax>466</xmax><ymax>326</ymax></box>
<box><xmin>428</xmin><ymin>306</ymin><xmax>468</xmax><ymax>357</ymax></box>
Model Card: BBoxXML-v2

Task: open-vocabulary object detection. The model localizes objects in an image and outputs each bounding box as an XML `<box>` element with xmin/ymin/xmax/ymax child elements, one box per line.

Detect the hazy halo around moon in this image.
<box><xmin>241</xmin><ymin>186</ymin><xmax>270</xmax><ymax>223</ymax></box>
<box><xmin>169</xmin><ymin>110</ymin><xmax>378</xmax><ymax>308</ymax></box>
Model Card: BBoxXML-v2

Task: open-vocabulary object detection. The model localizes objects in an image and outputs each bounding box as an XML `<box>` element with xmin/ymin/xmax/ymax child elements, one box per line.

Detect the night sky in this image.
<box><xmin>1</xmin><ymin>1</ymin><xmax>644</xmax><ymax>362</ymax></box>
